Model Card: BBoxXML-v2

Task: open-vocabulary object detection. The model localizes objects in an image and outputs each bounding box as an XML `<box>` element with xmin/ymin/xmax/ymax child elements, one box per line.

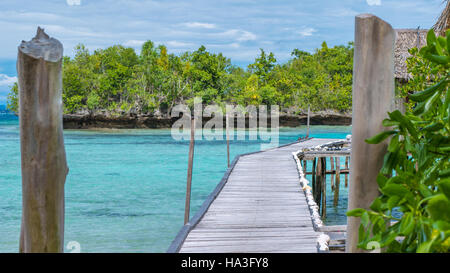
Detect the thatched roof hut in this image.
<box><xmin>394</xmin><ymin>2</ymin><xmax>449</xmax><ymax>81</ymax></box>
<box><xmin>394</xmin><ymin>29</ymin><xmax>428</xmax><ymax>81</ymax></box>
<box><xmin>433</xmin><ymin>1</ymin><xmax>450</xmax><ymax>36</ymax></box>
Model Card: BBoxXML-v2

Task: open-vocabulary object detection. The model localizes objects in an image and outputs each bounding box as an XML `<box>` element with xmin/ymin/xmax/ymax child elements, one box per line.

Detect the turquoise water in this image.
<box><xmin>0</xmin><ymin>114</ymin><xmax>351</xmax><ymax>253</ymax></box>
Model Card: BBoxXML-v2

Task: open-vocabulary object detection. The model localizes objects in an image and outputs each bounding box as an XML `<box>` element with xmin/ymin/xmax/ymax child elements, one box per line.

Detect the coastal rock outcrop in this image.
<box><xmin>63</xmin><ymin>109</ymin><xmax>351</xmax><ymax>129</ymax></box>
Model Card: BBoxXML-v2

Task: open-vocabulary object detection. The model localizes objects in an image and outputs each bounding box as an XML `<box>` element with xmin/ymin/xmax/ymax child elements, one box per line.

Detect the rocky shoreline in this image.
<box><xmin>63</xmin><ymin>110</ymin><xmax>352</xmax><ymax>129</ymax></box>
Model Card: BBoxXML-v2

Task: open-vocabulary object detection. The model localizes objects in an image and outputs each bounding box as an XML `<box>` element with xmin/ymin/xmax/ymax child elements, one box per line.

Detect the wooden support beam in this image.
<box><xmin>330</xmin><ymin>157</ymin><xmax>335</xmax><ymax>191</ymax></box>
<box><xmin>305</xmin><ymin>169</ymin><xmax>349</xmax><ymax>175</ymax></box>
<box><xmin>320</xmin><ymin>158</ymin><xmax>327</xmax><ymax>218</ymax></box>
<box><xmin>18</xmin><ymin>27</ymin><xmax>68</xmax><ymax>253</ymax></box>
<box><xmin>347</xmin><ymin>14</ymin><xmax>395</xmax><ymax>253</ymax></box>
<box><xmin>184</xmin><ymin>117</ymin><xmax>195</xmax><ymax>224</ymax></box>
<box><xmin>315</xmin><ymin>158</ymin><xmax>322</xmax><ymax>208</ymax></box>
<box><xmin>334</xmin><ymin>157</ymin><xmax>341</xmax><ymax>207</ymax></box>
<box><xmin>306</xmin><ymin>105</ymin><xmax>310</xmax><ymax>138</ymax></box>
<box><xmin>312</xmin><ymin>158</ymin><xmax>316</xmax><ymax>197</ymax></box>
<box><xmin>345</xmin><ymin>156</ymin><xmax>349</xmax><ymax>187</ymax></box>
<box><xmin>226</xmin><ymin>113</ymin><xmax>230</xmax><ymax>168</ymax></box>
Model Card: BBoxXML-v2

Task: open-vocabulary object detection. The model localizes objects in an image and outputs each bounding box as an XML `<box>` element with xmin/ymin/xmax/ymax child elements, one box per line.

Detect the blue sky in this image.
<box><xmin>0</xmin><ymin>0</ymin><xmax>445</xmax><ymax>104</ymax></box>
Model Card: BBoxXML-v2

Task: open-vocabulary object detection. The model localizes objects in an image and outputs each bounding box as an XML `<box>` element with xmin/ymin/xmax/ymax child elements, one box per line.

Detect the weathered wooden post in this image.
<box><xmin>330</xmin><ymin>157</ymin><xmax>335</xmax><ymax>191</ymax></box>
<box><xmin>184</xmin><ymin>116</ymin><xmax>195</xmax><ymax>224</ymax></box>
<box><xmin>306</xmin><ymin>105</ymin><xmax>310</xmax><ymax>138</ymax></box>
<box><xmin>345</xmin><ymin>156</ymin><xmax>349</xmax><ymax>187</ymax></box>
<box><xmin>320</xmin><ymin>158</ymin><xmax>326</xmax><ymax>218</ymax></box>
<box><xmin>334</xmin><ymin>157</ymin><xmax>341</xmax><ymax>207</ymax></box>
<box><xmin>18</xmin><ymin>27</ymin><xmax>68</xmax><ymax>253</ymax></box>
<box><xmin>347</xmin><ymin>14</ymin><xmax>395</xmax><ymax>253</ymax></box>
<box><xmin>226</xmin><ymin>113</ymin><xmax>230</xmax><ymax>168</ymax></box>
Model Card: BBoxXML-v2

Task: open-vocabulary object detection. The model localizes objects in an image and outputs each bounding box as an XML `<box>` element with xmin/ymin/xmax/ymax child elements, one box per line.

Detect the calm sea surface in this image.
<box><xmin>0</xmin><ymin>114</ymin><xmax>351</xmax><ymax>252</ymax></box>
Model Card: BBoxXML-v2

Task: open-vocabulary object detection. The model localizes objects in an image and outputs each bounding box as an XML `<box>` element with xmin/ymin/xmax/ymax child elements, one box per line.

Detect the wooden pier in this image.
<box><xmin>168</xmin><ymin>138</ymin><xmax>339</xmax><ymax>253</ymax></box>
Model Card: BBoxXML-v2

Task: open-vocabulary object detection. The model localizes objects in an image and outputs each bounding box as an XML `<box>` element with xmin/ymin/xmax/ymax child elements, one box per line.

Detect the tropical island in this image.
<box><xmin>6</xmin><ymin>41</ymin><xmax>354</xmax><ymax>128</ymax></box>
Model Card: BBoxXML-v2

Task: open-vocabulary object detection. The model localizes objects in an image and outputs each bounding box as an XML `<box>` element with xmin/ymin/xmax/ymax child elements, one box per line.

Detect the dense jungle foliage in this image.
<box><xmin>7</xmin><ymin>41</ymin><xmax>354</xmax><ymax>114</ymax></box>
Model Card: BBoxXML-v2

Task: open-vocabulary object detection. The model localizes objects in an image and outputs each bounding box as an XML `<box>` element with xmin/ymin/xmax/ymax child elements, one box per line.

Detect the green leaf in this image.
<box><xmin>439</xmin><ymin>169</ymin><xmax>450</xmax><ymax>178</ymax></box>
<box><xmin>435</xmin><ymin>38</ymin><xmax>445</xmax><ymax>55</ymax></box>
<box><xmin>387</xmin><ymin>195</ymin><xmax>401</xmax><ymax>210</ymax></box>
<box><xmin>418</xmin><ymin>184</ymin><xmax>433</xmax><ymax>198</ymax></box>
<box><xmin>387</xmin><ymin>134</ymin><xmax>400</xmax><ymax>152</ymax></box>
<box><xmin>424</xmin><ymin>91</ymin><xmax>442</xmax><ymax>114</ymax></box>
<box><xmin>426</xmin><ymin>194</ymin><xmax>450</xmax><ymax>222</ymax></box>
<box><xmin>370</xmin><ymin>197</ymin><xmax>383</xmax><ymax>212</ymax></box>
<box><xmin>438</xmin><ymin>36</ymin><xmax>447</xmax><ymax>52</ymax></box>
<box><xmin>347</xmin><ymin>208</ymin><xmax>366</xmax><ymax>217</ymax></box>
<box><xmin>361</xmin><ymin>211</ymin><xmax>370</xmax><ymax>228</ymax></box>
<box><xmin>382</xmin><ymin>118</ymin><xmax>400</xmax><ymax>127</ymax></box>
<box><xmin>433</xmin><ymin>220</ymin><xmax>450</xmax><ymax>232</ymax></box>
<box><xmin>376</xmin><ymin>173</ymin><xmax>388</xmax><ymax>188</ymax></box>
<box><xmin>417</xmin><ymin>240</ymin><xmax>434</xmax><ymax>253</ymax></box>
<box><xmin>447</xmin><ymin>29</ymin><xmax>450</xmax><ymax>52</ymax></box>
<box><xmin>426</xmin><ymin>54</ymin><xmax>450</xmax><ymax>65</ymax></box>
<box><xmin>427</xmin><ymin>29</ymin><xmax>437</xmax><ymax>47</ymax></box>
<box><xmin>399</xmin><ymin>213</ymin><xmax>415</xmax><ymax>235</ymax></box>
<box><xmin>437</xmin><ymin>179</ymin><xmax>450</xmax><ymax>199</ymax></box>
<box><xmin>413</xmin><ymin>100</ymin><xmax>426</xmax><ymax>115</ymax></box>
<box><xmin>365</xmin><ymin>130</ymin><xmax>397</xmax><ymax>144</ymax></box>
<box><xmin>423</xmin><ymin>122</ymin><xmax>444</xmax><ymax>132</ymax></box>
<box><xmin>388</xmin><ymin>110</ymin><xmax>418</xmax><ymax>139</ymax></box>
<box><xmin>409</xmin><ymin>79</ymin><xmax>447</xmax><ymax>102</ymax></box>
<box><xmin>380</xmin><ymin>230</ymin><xmax>398</xmax><ymax>247</ymax></box>
<box><xmin>382</xmin><ymin>183</ymin><xmax>409</xmax><ymax>197</ymax></box>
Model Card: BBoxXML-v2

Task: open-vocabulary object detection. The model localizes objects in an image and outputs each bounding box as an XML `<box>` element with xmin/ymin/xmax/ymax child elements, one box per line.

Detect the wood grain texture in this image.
<box><xmin>18</xmin><ymin>27</ymin><xmax>68</xmax><ymax>253</ymax></box>
<box><xmin>173</xmin><ymin>138</ymin><xmax>338</xmax><ymax>253</ymax></box>
<box><xmin>347</xmin><ymin>14</ymin><xmax>395</xmax><ymax>252</ymax></box>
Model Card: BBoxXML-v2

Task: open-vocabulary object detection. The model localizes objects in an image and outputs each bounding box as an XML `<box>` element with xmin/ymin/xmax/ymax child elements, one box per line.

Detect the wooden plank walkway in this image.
<box><xmin>169</xmin><ymin>138</ymin><xmax>339</xmax><ymax>253</ymax></box>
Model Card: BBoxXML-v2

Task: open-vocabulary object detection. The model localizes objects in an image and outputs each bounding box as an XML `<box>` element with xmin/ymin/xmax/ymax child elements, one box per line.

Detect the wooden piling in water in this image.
<box><xmin>226</xmin><ymin>113</ymin><xmax>230</xmax><ymax>168</ymax></box>
<box><xmin>312</xmin><ymin>158</ymin><xmax>316</xmax><ymax>197</ymax></box>
<box><xmin>18</xmin><ymin>27</ymin><xmax>68</xmax><ymax>253</ymax></box>
<box><xmin>320</xmin><ymin>158</ymin><xmax>327</xmax><ymax>218</ymax></box>
<box><xmin>345</xmin><ymin>156</ymin><xmax>349</xmax><ymax>187</ymax></box>
<box><xmin>306</xmin><ymin>105</ymin><xmax>310</xmax><ymax>138</ymax></box>
<box><xmin>184</xmin><ymin>116</ymin><xmax>195</xmax><ymax>224</ymax></box>
<box><xmin>334</xmin><ymin>157</ymin><xmax>341</xmax><ymax>207</ymax></box>
<box><xmin>330</xmin><ymin>157</ymin><xmax>335</xmax><ymax>191</ymax></box>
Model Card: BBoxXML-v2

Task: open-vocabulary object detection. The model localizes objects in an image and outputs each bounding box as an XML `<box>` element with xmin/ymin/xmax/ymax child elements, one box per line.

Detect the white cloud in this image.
<box><xmin>298</xmin><ymin>27</ymin><xmax>317</xmax><ymax>37</ymax></box>
<box><xmin>219</xmin><ymin>29</ymin><xmax>257</xmax><ymax>42</ymax></box>
<box><xmin>67</xmin><ymin>0</ymin><xmax>81</xmax><ymax>6</ymax></box>
<box><xmin>237</xmin><ymin>30</ymin><xmax>256</xmax><ymax>42</ymax></box>
<box><xmin>366</xmin><ymin>0</ymin><xmax>381</xmax><ymax>6</ymax></box>
<box><xmin>166</xmin><ymin>41</ymin><xmax>194</xmax><ymax>48</ymax></box>
<box><xmin>0</xmin><ymin>74</ymin><xmax>17</xmax><ymax>86</ymax></box>
<box><xmin>183</xmin><ymin>22</ymin><xmax>216</xmax><ymax>29</ymax></box>
<box><xmin>124</xmin><ymin>40</ymin><xmax>146</xmax><ymax>47</ymax></box>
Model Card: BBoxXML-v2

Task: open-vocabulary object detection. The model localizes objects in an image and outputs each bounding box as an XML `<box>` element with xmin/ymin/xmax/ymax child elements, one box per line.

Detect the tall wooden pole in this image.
<box><xmin>320</xmin><ymin>158</ymin><xmax>326</xmax><ymax>218</ymax></box>
<box><xmin>306</xmin><ymin>105</ymin><xmax>310</xmax><ymax>138</ymax></box>
<box><xmin>330</xmin><ymin>157</ymin><xmax>335</xmax><ymax>191</ymax></box>
<box><xmin>18</xmin><ymin>27</ymin><xmax>68</xmax><ymax>253</ymax></box>
<box><xmin>347</xmin><ymin>14</ymin><xmax>395</xmax><ymax>253</ymax></box>
<box><xmin>226</xmin><ymin>113</ymin><xmax>230</xmax><ymax>168</ymax></box>
<box><xmin>334</xmin><ymin>157</ymin><xmax>341</xmax><ymax>207</ymax></box>
<box><xmin>184</xmin><ymin>116</ymin><xmax>195</xmax><ymax>224</ymax></box>
<box><xmin>345</xmin><ymin>156</ymin><xmax>349</xmax><ymax>187</ymax></box>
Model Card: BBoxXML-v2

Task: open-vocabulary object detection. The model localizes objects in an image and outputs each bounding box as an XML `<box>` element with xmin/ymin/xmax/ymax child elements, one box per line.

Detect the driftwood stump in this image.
<box><xmin>18</xmin><ymin>27</ymin><xmax>68</xmax><ymax>253</ymax></box>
